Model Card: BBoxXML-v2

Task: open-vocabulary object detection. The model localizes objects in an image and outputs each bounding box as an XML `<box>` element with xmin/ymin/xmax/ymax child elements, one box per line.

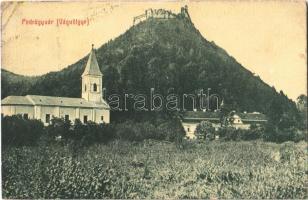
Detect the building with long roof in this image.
<box><xmin>181</xmin><ymin>111</ymin><xmax>267</xmax><ymax>139</ymax></box>
<box><xmin>1</xmin><ymin>45</ymin><xmax>110</xmax><ymax>125</ymax></box>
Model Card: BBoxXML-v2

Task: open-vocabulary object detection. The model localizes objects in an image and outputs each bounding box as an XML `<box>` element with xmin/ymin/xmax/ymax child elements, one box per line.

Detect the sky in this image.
<box><xmin>1</xmin><ymin>1</ymin><xmax>307</xmax><ymax>100</ymax></box>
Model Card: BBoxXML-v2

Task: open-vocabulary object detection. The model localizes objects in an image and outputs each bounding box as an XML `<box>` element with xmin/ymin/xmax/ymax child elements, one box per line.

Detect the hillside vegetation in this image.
<box><xmin>1</xmin><ymin>69</ymin><xmax>39</xmax><ymax>98</ymax></box>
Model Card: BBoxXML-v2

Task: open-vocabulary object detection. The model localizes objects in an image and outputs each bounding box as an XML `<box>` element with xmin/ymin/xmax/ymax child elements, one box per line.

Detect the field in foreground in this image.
<box><xmin>2</xmin><ymin>140</ymin><xmax>307</xmax><ymax>199</ymax></box>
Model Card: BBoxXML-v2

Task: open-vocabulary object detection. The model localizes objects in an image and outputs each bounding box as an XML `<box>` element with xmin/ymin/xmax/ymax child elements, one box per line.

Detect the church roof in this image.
<box><xmin>82</xmin><ymin>45</ymin><xmax>103</xmax><ymax>77</ymax></box>
<box><xmin>2</xmin><ymin>95</ymin><xmax>109</xmax><ymax>109</ymax></box>
<box><xmin>1</xmin><ymin>96</ymin><xmax>33</xmax><ymax>105</ymax></box>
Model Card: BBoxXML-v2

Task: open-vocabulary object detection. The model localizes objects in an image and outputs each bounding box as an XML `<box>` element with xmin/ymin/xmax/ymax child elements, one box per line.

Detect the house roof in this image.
<box><xmin>238</xmin><ymin>113</ymin><xmax>267</xmax><ymax>122</ymax></box>
<box><xmin>1</xmin><ymin>95</ymin><xmax>109</xmax><ymax>109</ymax></box>
<box><xmin>182</xmin><ymin>111</ymin><xmax>221</xmax><ymax>122</ymax></box>
<box><xmin>82</xmin><ymin>45</ymin><xmax>103</xmax><ymax>77</ymax></box>
<box><xmin>182</xmin><ymin>111</ymin><xmax>267</xmax><ymax>122</ymax></box>
<box><xmin>183</xmin><ymin>111</ymin><xmax>221</xmax><ymax>119</ymax></box>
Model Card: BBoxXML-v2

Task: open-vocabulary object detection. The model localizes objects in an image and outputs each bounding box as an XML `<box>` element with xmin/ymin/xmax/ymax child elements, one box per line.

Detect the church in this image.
<box><xmin>1</xmin><ymin>45</ymin><xmax>110</xmax><ymax>125</ymax></box>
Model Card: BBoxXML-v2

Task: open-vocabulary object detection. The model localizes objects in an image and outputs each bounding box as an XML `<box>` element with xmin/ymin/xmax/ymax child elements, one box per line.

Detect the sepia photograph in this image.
<box><xmin>1</xmin><ymin>1</ymin><xmax>307</xmax><ymax>199</ymax></box>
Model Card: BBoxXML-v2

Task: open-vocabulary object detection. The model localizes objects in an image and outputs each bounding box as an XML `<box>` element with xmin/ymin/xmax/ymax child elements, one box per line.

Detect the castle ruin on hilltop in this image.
<box><xmin>133</xmin><ymin>5</ymin><xmax>190</xmax><ymax>25</ymax></box>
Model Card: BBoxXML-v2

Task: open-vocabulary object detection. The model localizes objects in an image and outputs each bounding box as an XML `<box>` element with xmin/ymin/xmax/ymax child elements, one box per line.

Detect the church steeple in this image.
<box><xmin>82</xmin><ymin>44</ymin><xmax>103</xmax><ymax>77</ymax></box>
<box><xmin>82</xmin><ymin>45</ymin><xmax>104</xmax><ymax>103</ymax></box>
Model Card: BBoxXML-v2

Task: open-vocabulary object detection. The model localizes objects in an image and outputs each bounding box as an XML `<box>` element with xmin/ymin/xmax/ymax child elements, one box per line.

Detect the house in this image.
<box><xmin>181</xmin><ymin>111</ymin><xmax>267</xmax><ymax>139</ymax></box>
<box><xmin>1</xmin><ymin>45</ymin><xmax>110</xmax><ymax>125</ymax></box>
<box><xmin>233</xmin><ymin>112</ymin><xmax>267</xmax><ymax>129</ymax></box>
<box><xmin>181</xmin><ymin>111</ymin><xmax>221</xmax><ymax>139</ymax></box>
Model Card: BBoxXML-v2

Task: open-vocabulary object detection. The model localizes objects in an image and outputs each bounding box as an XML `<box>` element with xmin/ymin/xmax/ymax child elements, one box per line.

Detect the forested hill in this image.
<box><xmin>1</xmin><ymin>69</ymin><xmax>39</xmax><ymax>98</ymax></box>
<box><xmin>1</xmin><ymin>8</ymin><xmax>299</xmax><ymax>122</ymax></box>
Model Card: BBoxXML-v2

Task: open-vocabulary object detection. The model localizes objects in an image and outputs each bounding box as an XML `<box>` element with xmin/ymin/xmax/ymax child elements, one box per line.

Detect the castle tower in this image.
<box><xmin>82</xmin><ymin>45</ymin><xmax>103</xmax><ymax>103</ymax></box>
<box><xmin>181</xmin><ymin>5</ymin><xmax>190</xmax><ymax>19</ymax></box>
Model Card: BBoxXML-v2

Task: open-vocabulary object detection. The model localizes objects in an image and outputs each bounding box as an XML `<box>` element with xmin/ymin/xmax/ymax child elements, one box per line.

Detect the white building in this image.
<box><xmin>1</xmin><ymin>45</ymin><xmax>110</xmax><ymax>125</ymax></box>
<box><xmin>181</xmin><ymin>111</ymin><xmax>267</xmax><ymax>139</ymax></box>
<box><xmin>181</xmin><ymin>111</ymin><xmax>221</xmax><ymax>139</ymax></box>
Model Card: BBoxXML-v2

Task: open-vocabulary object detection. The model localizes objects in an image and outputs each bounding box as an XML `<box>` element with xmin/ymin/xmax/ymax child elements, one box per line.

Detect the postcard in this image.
<box><xmin>1</xmin><ymin>1</ymin><xmax>307</xmax><ymax>199</ymax></box>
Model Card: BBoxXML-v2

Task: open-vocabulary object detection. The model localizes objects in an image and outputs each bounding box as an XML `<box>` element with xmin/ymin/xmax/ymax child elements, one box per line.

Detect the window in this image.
<box><xmin>187</xmin><ymin>127</ymin><xmax>190</xmax><ymax>132</ymax></box>
<box><xmin>46</xmin><ymin>114</ymin><xmax>50</xmax><ymax>123</ymax></box>
<box><xmin>65</xmin><ymin>115</ymin><xmax>69</xmax><ymax>121</ymax></box>
<box><xmin>84</xmin><ymin>84</ymin><xmax>87</xmax><ymax>91</ymax></box>
<box><xmin>23</xmin><ymin>113</ymin><xmax>28</xmax><ymax>120</ymax></box>
<box><xmin>101</xmin><ymin>116</ymin><xmax>104</xmax><ymax>121</ymax></box>
<box><xmin>93</xmin><ymin>83</ymin><xmax>97</xmax><ymax>92</ymax></box>
<box><xmin>83</xmin><ymin>115</ymin><xmax>88</xmax><ymax>123</ymax></box>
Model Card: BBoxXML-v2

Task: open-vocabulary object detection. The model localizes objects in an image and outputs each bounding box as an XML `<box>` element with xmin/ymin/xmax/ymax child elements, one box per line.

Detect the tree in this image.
<box><xmin>267</xmin><ymin>95</ymin><xmax>284</xmax><ymax>126</ymax></box>
<box><xmin>296</xmin><ymin>94</ymin><xmax>307</xmax><ymax>112</ymax></box>
<box><xmin>104</xmin><ymin>66</ymin><xmax>120</xmax><ymax>95</ymax></box>
<box><xmin>296</xmin><ymin>94</ymin><xmax>307</xmax><ymax>130</ymax></box>
<box><xmin>297</xmin><ymin>94</ymin><xmax>307</xmax><ymax>105</ymax></box>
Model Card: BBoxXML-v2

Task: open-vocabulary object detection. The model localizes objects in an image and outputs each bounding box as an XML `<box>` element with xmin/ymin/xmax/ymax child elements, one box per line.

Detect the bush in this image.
<box><xmin>114</xmin><ymin>118</ymin><xmax>185</xmax><ymax>143</ymax></box>
<box><xmin>217</xmin><ymin>127</ymin><xmax>240</xmax><ymax>141</ymax></box>
<box><xmin>194</xmin><ymin>121</ymin><xmax>215</xmax><ymax>140</ymax></box>
<box><xmin>2</xmin><ymin>115</ymin><xmax>44</xmax><ymax>147</ymax></box>
<box><xmin>115</xmin><ymin>120</ymin><xmax>146</xmax><ymax>141</ymax></box>
<box><xmin>217</xmin><ymin>125</ymin><xmax>265</xmax><ymax>141</ymax></box>
<box><xmin>71</xmin><ymin>120</ymin><xmax>115</xmax><ymax>145</ymax></box>
<box><xmin>115</xmin><ymin>121</ymin><xmax>160</xmax><ymax>142</ymax></box>
<box><xmin>2</xmin><ymin>115</ymin><xmax>188</xmax><ymax>147</ymax></box>
<box><xmin>45</xmin><ymin>118</ymin><xmax>115</xmax><ymax>146</ymax></box>
<box><xmin>157</xmin><ymin>118</ymin><xmax>185</xmax><ymax>143</ymax></box>
<box><xmin>242</xmin><ymin>124</ymin><xmax>265</xmax><ymax>140</ymax></box>
<box><xmin>264</xmin><ymin>124</ymin><xmax>305</xmax><ymax>143</ymax></box>
<box><xmin>45</xmin><ymin>117</ymin><xmax>71</xmax><ymax>140</ymax></box>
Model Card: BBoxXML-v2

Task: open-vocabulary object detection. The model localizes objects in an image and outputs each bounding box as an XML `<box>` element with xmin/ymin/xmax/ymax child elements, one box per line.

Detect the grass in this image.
<box><xmin>2</xmin><ymin>140</ymin><xmax>307</xmax><ymax>199</ymax></box>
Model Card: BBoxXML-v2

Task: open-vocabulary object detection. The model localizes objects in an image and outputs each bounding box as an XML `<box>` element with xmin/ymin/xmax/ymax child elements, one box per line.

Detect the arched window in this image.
<box><xmin>84</xmin><ymin>85</ymin><xmax>87</xmax><ymax>91</ymax></box>
<box><xmin>93</xmin><ymin>83</ymin><xmax>97</xmax><ymax>92</ymax></box>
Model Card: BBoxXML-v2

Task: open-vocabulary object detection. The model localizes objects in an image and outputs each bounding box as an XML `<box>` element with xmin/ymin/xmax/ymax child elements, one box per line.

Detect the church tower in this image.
<box><xmin>82</xmin><ymin>45</ymin><xmax>103</xmax><ymax>103</ymax></box>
